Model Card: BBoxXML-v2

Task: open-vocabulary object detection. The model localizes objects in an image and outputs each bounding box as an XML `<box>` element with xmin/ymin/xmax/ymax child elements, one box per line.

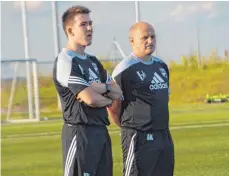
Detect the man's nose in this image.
<box><xmin>87</xmin><ymin>24</ymin><xmax>92</xmax><ymax>31</ymax></box>
<box><xmin>147</xmin><ymin>37</ymin><xmax>153</xmax><ymax>44</ymax></box>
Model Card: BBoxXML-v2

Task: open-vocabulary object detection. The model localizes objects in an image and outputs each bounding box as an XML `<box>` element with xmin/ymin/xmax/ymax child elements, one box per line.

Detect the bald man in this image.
<box><xmin>108</xmin><ymin>21</ymin><xmax>174</xmax><ymax>176</ymax></box>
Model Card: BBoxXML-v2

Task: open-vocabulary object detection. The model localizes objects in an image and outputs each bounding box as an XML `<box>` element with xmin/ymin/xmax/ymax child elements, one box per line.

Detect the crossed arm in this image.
<box><xmin>77</xmin><ymin>80</ymin><xmax>122</xmax><ymax>108</ymax></box>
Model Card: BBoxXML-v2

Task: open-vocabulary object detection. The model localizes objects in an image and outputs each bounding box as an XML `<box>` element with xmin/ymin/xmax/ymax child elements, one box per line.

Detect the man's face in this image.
<box><xmin>131</xmin><ymin>25</ymin><xmax>156</xmax><ymax>56</ymax></box>
<box><xmin>69</xmin><ymin>14</ymin><xmax>93</xmax><ymax>46</ymax></box>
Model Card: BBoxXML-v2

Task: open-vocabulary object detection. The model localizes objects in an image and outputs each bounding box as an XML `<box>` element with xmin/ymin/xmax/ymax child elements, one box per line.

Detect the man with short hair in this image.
<box><xmin>108</xmin><ymin>21</ymin><xmax>174</xmax><ymax>176</ymax></box>
<box><xmin>53</xmin><ymin>5</ymin><xmax>122</xmax><ymax>176</ymax></box>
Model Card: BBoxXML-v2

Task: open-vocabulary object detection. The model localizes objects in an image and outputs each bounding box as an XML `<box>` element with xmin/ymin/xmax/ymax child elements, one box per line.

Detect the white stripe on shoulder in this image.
<box><xmin>56</xmin><ymin>53</ymin><xmax>72</xmax><ymax>87</ymax></box>
<box><xmin>112</xmin><ymin>55</ymin><xmax>139</xmax><ymax>79</ymax></box>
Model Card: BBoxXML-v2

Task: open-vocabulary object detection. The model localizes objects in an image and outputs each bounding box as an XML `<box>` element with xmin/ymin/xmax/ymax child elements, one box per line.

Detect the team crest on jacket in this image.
<box><xmin>159</xmin><ymin>68</ymin><xmax>167</xmax><ymax>78</ymax></box>
<box><xmin>136</xmin><ymin>70</ymin><xmax>146</xmax><ymax>81</ymax></box>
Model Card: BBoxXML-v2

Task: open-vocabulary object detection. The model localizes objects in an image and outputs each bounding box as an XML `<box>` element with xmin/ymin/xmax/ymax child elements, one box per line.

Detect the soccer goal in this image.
<box><xmin>1</xmin><ymin>58</ymin><xmax>40</xmax><ymax>123</ymax></box>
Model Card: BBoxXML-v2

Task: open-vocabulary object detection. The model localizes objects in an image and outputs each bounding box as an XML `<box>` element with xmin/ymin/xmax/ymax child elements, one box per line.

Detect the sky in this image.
<box><xmin>1</xmin><ymin>1</ymin><xmax>229</xmax><ymax>67</ymax></box>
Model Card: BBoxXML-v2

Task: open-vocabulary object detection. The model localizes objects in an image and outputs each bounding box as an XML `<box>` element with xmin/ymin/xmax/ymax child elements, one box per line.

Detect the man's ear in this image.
<box><xmin>129</xmin><ymin>36</ymin><xmax>134</xmax><ymax>45</ymax></box>
<box><xmin>67</xmin><ymin>26</ymin><xmax>74</xmax><ymax>36</ymax></box>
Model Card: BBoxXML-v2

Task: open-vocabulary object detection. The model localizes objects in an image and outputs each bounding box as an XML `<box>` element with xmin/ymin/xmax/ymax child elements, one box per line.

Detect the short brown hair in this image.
<box><xmin>62</xmin><ymin>5</ymin><xmax>91</xmax><ymax>36</ymax></box>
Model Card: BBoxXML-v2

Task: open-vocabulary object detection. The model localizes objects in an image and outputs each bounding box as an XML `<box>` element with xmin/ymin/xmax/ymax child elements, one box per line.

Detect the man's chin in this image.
<box><xmin>86</xmin><ymin>41</ymin><xmax>92</xmax><ymax>46</ymax></box>
<box><xmin>146</xmin><ymin>50</ymin><xmax>154</xmax><ymax>56</ymax></box>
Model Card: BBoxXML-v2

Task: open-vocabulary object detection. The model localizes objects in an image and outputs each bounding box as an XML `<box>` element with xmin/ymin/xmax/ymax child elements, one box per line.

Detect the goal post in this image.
<box><xmin>1</xmin><ymin>58</ymin><xmax>40</xmax><ymax>123</ymax></box>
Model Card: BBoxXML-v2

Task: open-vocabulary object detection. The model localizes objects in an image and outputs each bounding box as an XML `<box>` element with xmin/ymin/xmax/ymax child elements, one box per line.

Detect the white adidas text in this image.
<box><xmin>149</xmin><ymin>72</ymin><xmax>168</xmax><ymax>90</ymax></box>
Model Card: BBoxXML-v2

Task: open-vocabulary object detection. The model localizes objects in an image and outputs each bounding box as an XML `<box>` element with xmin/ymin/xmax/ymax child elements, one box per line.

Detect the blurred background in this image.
<box><xmin>1</xmin><ymin>1</ymin><xmax>229</xmax><ymax>176</ymax></box>
<box><xmin>1</xmin><ymin>1</ymin><xmax>229</xmax><ymax>112</ymax></box>
<box><xmin>2</xmin><ymin>1</ymin><xmax>229</xmax><ymax>61</ymax></box>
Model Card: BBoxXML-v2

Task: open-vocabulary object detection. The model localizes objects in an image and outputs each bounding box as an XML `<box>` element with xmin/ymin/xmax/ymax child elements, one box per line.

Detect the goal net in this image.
<box><xmin>1</xmin><ymin>59</ymin><xmax>40</xmax><ymax>123</ymax></box>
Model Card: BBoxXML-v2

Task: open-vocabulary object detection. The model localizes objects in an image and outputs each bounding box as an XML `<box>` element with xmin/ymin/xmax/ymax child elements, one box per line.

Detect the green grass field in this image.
<box><xmin>1</xmin><ymin>104</ymin><xmax>229</xmax><ymax>176</ymax></box>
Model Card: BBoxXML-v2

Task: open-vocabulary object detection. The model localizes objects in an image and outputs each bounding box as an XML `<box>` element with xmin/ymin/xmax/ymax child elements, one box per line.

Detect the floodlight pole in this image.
<box><xmin>51</xmin><ymin>1</ymin><xmax>62</xmax><ymax>110</ymax></box>
<box><xmin>135</xmin><ymin>1</ymin><xmax>140</xmax><ymax>22</ymax></box>
<box><xmin>21</xmin><ymin>1</ymin><xmax>33</xmax><ymax>119</ymax></box>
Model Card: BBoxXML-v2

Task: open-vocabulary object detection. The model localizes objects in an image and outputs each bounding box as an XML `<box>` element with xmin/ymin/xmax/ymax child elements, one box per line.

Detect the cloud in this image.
<box><xmin>170</xmin><ymin>2</ymin><xmax>214</xmax><ymax>17</ymax></box>
<box><xmin>145</xmin><ymin>2</ymin><xmax>217</xmax><ymax>24</ymax></box>
<box><xmin>13</xmin><ymin>1</ymin><xmax>43</xmax><ymax>12</ymax></box>
<box><xmin>201</xmin><ymin>2</ymin><xmax>213</xmax><ymax>11</ymax></box>
<box><xmin>170</xmin><ymin>4</ymin><xmax>184</xmax><ymax>16</ymax></box>
<box><xmin>188</xmin><ymin>5</ymin><xmax>198</xmax><ymax>12</ymax></box>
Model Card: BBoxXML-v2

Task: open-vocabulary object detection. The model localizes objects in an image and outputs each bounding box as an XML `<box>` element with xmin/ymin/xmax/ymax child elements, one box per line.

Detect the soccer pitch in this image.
<box><xmin>1</xmin><ymin>104</ymin><xmax>229</xmax><ymax>176</ymax></box>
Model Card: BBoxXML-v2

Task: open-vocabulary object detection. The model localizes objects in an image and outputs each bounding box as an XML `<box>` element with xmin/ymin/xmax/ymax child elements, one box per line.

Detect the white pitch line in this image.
<box><xmin>171</xmin><ymin>123</ymin><xmax>229</xmax><ymax>130</ymax></box>
<box><xmin>172</xmin><ymin>119</ymin><xmax>229</xmax><ymax>125</ymax></box>
<box><xmin>2</xmin><ymin>123</ymin><xmax>229</xmax><ymax>139</ymax></box>
<box><xmin>2</xmin><ymin>132</ymin><xmax>60</xmax><ymax>139</ymax></box>
<box><xmin>109</xmin><ymin>123</ymin><xmax>229</xmax><ymax>135</ymax></box>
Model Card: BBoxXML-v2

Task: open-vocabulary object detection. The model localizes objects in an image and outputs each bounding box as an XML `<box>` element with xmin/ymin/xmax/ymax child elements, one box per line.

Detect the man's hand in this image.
<box><xmin>90</xmin><ymin>80</ymin><xmax>122</xmax><ymax>100</ymax></box>
<box><xmin>90</xmin><ymin>82</ymin><xmax>107</xmax><ymax>94</ymax></box>
<box><xmin>76</xmin><ymin>87</ymin><xmax>113</xmax><ymax>108</ymax></box>
<box><xmin>106</xmin><ymin>80</ymin><xmax>123</xmax><ymax>100</ymax></box>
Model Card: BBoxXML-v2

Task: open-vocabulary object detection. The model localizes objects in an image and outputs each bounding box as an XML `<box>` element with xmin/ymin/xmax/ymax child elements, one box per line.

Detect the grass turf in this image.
<box><xmin>1</xmin><ymin>104</ymin><xmax>229</xmax><ymax>176</ymax></box>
